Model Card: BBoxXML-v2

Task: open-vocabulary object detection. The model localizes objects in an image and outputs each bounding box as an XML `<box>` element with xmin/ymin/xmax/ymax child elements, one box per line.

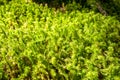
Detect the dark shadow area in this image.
<box><xmin>0</xmin><ymin>0</ymin><xmax>11</xmax><ymax>5</ymax></box>
<box><xmin>32</xmin><ymin>0</ymin><xmax>120</xmax><ymax>21</ymax></box>
<box><xmin>100</xmin><ymin>0</ymin><xmax>120</xmax><ymax>20</ymax></box>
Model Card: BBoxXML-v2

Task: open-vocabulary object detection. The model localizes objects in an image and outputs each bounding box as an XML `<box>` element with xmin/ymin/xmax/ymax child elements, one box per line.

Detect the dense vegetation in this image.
<box><xmin>0</xmin><ymin>0</ymin><xmax>120</xmax><ymax>80</ymax></box>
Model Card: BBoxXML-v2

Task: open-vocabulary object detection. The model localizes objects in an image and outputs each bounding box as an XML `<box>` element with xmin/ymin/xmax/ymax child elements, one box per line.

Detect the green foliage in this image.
<box><xmin>0</xmin><ymin>1</ymin><xmax>120</xmax><ymax>80</ymax></box>
<box><xmin>0</xmin><ymin>0</ymin><xmax>11</xmax><ymax>5</ymax></box>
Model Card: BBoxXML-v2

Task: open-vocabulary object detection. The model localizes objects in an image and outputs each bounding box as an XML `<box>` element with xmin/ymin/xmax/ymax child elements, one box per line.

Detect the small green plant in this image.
<box><xmin>0</xmin><ymin>1</ymin><xmax>120</xmax><ymax>80</ymax></box>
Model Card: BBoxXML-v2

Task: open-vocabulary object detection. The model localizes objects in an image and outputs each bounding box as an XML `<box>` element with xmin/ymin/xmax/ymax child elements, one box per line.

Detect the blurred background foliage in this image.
<box><xmin>36</xmin><ymin>0</ymin><xmax>120</xmax><ymax>20</ymax></box>
<box><xmin>0</xmin><ymin>0</ymin><xmax>120</xmax><ymax>20</ymax></box>
<box><xmin>31</xmin><ymin>0</ymin><xmax>120</xmax><ymax>20</ymax></box>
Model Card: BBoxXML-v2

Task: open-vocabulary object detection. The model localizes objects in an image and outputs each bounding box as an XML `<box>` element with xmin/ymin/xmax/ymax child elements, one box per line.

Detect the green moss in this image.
<box><xmin>0</xmin><ymin>1</ymin><xmax>120</xmax><ymax>80</ymax></box>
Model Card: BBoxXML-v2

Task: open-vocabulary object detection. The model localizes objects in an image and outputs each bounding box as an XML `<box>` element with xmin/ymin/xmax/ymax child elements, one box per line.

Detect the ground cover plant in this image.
<box><xmin>0</xmin><ymin>1</ymin><xmax>120</xmax><ymax>80</ymax></box>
